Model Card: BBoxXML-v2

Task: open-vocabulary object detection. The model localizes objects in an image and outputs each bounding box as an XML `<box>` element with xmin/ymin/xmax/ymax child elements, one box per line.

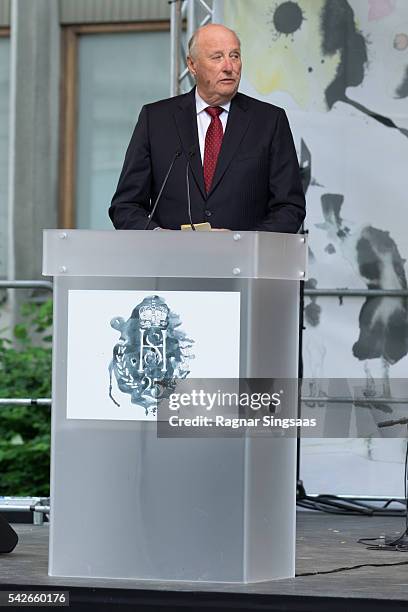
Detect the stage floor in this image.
<box><xmin>1</xmin><ymin>513</ymin><xmax>408</xmax><ymax>611</ymax></box>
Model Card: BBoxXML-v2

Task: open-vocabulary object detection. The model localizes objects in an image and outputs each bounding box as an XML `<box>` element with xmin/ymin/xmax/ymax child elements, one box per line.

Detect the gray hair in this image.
<box><xmin>188</xmin><ymin>24</ymin><xmax>241</xmax><ymax>60</ymax></box>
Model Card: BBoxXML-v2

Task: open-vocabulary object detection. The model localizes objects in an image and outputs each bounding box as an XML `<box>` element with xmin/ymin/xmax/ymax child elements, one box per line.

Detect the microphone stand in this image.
<box><xmin>144</xmin><ymin>151</ymin><xmax>181</xmax><ymax>230</ymax></box>
<box><xmin>186</xmin><ymin>147</ymin><xmax>196</xmax><ymax>231</ymax></box>
<box><xmin>359</xmin><ymin>417</ymin><xmax>408</xmax><ymax>551</ymax></box>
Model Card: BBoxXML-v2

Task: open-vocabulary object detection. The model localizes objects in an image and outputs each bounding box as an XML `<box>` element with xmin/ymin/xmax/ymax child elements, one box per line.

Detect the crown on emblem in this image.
<box><xmin>139</xmin><ymin>298</ymin><xmax>169</xmax><ymax>329</ymax></box>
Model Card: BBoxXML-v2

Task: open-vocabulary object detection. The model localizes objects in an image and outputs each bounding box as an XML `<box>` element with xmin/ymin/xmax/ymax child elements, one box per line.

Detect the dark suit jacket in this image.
<box><xmin>109</xmin><ymin>88</ymin><xmax>305</xmax><ymax>232</ymax></box>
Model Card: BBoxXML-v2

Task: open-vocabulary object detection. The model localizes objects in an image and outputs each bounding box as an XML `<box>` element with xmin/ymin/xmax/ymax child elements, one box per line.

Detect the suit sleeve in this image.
<box><xmin>252</xmin><ymin>109</ymin><xmax>306</xmax><ymax>233</ymax></box>
<box><xmin>109</xmin><ymin>105</ymin><xmax>159</xmax><ymax>230</ymax></box>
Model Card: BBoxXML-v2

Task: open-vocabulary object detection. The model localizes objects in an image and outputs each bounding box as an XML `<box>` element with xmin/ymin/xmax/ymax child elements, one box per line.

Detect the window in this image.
<box><xmin>61</xmin><ymin>24</ymin><xmax>170</xmax><ymax>229</ymax></box>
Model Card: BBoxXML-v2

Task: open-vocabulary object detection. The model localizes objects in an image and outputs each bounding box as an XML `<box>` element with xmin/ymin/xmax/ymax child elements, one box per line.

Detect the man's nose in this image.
<box><xmin>222</xmin><ymin>58</ymin><xmax>233</xmax><ymax>72</ymax></box>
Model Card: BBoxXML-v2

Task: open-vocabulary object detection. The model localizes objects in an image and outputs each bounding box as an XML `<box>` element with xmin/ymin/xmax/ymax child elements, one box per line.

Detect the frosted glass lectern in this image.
<box><xmin>43</xmin><ymin>230</ymin><xmax>307</xmax><ymax>583</ymax></box>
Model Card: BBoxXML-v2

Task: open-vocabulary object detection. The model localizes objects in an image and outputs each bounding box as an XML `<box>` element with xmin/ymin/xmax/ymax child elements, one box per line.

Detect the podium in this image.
<box><xmin>43</xmin><ymin>230</ymin><xmax>307</xmax><ymax>583</ymax></box>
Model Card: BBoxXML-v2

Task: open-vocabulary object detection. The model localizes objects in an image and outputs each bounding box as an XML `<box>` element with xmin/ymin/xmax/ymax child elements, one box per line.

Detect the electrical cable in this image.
<box><xmin>296</xmin><ymin>559</ymin><xmax>408</xmax><ymax>577</ymax></box>
<box><xmin>297</xmin><ymin>494</ymin><xmax>407</xmax><ymax>517</ymax></box>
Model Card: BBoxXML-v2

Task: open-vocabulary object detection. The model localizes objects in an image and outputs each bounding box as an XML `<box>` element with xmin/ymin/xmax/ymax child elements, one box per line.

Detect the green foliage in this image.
<box><xmin>0</xmin><ymin>299</ymin><xmax>52</xmax><ymax>496</ymax></box>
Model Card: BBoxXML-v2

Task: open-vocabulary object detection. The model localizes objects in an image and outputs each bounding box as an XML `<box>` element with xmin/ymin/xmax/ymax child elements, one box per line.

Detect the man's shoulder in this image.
<box><xmin>144</xmin><ymin>91</ymin><xmax>192</xmax><ymax>113</ymax></box>
<box><xmin>140</xmin><ymin>90</ymin><xmax>286</xmax><ymax>119</ymax></box>
<box><xmin>234</xmin><ymin>92</ymin><xmax>285</xmax><ymax>116</ymax></box>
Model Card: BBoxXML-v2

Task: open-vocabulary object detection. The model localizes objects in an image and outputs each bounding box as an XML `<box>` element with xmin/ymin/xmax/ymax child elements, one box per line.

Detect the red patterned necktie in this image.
<box><xmin>203</xmin><ymin>106</ymin><xmax>224</xmax><ymax>193</ymax></box>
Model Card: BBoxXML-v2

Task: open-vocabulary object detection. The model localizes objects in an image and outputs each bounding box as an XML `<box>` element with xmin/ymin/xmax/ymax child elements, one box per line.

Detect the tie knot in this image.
<box><xmin>205</xmin><ymin>106</ymin><xmax>223</xmax><ymax>118</ymax></box>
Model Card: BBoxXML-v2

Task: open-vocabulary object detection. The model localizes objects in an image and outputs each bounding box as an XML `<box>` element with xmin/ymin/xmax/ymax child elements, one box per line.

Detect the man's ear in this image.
<box><xmin>186</xmin><ymin>55</ymin><xmax>196</xmax><ymax>77</ymax></box>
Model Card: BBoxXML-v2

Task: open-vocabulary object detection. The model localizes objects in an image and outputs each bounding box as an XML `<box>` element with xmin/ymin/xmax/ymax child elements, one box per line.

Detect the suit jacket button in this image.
<box><xmin>204</xmin><ymin>210</ymin><xmax>212</xmax><ymax>217</ymax></box>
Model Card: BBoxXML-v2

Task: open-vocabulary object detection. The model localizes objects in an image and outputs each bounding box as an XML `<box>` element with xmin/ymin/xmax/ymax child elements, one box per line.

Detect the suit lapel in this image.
<box><xmin>173</xmin><ymin>90</ymin><xmax>252</xmax><ymax>200</ymax></box>
<box><xmin>173</xmin><ymin>89</ymin><xmax>206</xmax><ymax>199</ymax></box>
<box><xmin>208</xmin><ymin>93</ymin><xmax>251</xmax><ymax>196</ymax></box>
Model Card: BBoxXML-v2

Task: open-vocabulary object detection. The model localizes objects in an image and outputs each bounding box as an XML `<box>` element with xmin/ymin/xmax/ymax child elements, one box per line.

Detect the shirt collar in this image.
<box><xmin>195</xmin><ymin>89</ymin><xmax>231</xmax><ymax>115</ymax></box>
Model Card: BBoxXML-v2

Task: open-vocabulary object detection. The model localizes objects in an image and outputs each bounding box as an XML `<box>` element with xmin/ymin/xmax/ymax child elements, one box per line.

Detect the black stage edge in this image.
<box><xmin>1</xmin><ymin>587</ymin><xmax>408</xmax><ymax>612</ymax></box>
<box><xmin>2</xmin><ymin>514</ymin><xmax>408</xmax><ymax>611</ymax></box>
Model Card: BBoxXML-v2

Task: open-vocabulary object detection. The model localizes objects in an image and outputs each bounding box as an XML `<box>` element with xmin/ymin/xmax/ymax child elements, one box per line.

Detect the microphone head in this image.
<box><xmin>188</xmin><ymin>146</ymin><xmax>196</xmax><ymax>158</ymax></box>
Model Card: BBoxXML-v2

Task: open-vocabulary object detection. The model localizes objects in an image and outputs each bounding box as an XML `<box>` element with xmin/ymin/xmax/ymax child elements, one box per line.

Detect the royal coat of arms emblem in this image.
<box><xmin>109</xmin><ymin>295</ymin><xmax>194</xmax><ymax>415</ymax></box>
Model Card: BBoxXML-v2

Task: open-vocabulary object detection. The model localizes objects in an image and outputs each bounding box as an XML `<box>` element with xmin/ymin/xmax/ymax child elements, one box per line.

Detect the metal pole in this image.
<box><xmin>170</xmin><ymin>0</ymin><xmax>182</xmax><ymax>97</ymax></box>
<box><xmin>0</xmin><ymin>280</ymin><xmax>53</xmax><ymax>291</ymax></box>
<box><xmin>197</xmin><ymin>0</ymin><xmax>213</xmax><ymax>13</ymax></box>
<box><xmin>1</xmin><ymin>395</ymin><xmax>407</xmax><ymax>409</ymax></box>
<box><xmin>186</xmin><ymin>0</ymin><xmax>196</xmax><ymax>44</ymax></box>
<box><xmin>304</xmin><ymin>288</ymin><xmax>408</xmax><ymax>298</ymax></box>
<box><xmin>0</xmin><ymin>500</ymin><xmax>50</xmax><ymax>526</ymax></box>
<box><xmin>177</xmin><ymin>0</ymin><xmax>213</xmax><ymax>92</ymax></box>
<box><xmin>301</xmin><ymin>397</ymin><xmax>408</xmax><ymax>405</ymax></box>
<box><xmin>0</xmin><ymin>399</ymin><xmax>51</xmax><ymax>406</ymax></box>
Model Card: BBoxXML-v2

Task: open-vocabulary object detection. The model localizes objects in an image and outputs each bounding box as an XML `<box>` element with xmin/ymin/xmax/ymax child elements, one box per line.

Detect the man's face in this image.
<box><xmin>187</xmin><ymin>26</ymin><xmax>242</xmax><ymax>105</ymax></box>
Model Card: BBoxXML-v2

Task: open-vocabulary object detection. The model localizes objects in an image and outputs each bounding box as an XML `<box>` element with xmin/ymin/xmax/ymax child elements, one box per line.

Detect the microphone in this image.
<box><xmin>144</xmin><ymin>150</ymin><xmax>181</xmax><ymax>230</ymax></box>
<box><xmin>186</xmin><ymin>146</ymin><xmax>196</xmax><ymax>231</ymax></box>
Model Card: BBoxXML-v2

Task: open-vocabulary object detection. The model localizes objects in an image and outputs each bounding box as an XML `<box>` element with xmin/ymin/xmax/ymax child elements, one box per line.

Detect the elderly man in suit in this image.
<box><xmin>109</xmin><ymin>23</ymin><xmax>305</xmax><ymax>232</ymax></box>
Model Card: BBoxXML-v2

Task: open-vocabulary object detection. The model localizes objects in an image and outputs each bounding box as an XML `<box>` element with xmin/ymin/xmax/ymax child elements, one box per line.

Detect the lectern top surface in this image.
<box><xmin>42</xmin><ymin>230</ymin><xmax>308</xmax><ymax>280</ymax></box>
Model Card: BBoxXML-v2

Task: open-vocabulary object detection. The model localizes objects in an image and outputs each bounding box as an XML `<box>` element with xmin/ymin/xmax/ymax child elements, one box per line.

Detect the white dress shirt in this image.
<box><xmin>195</xmin><ymin>90</ymin><xmax>231</xmax><ymax>163</ymax></box>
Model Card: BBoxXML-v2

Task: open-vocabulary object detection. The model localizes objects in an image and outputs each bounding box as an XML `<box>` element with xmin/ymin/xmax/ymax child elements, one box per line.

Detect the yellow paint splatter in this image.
<box><xmin>224</xmin><ymin>0</ymin><xmax>341</xmax><ymax>111</ymax></box>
